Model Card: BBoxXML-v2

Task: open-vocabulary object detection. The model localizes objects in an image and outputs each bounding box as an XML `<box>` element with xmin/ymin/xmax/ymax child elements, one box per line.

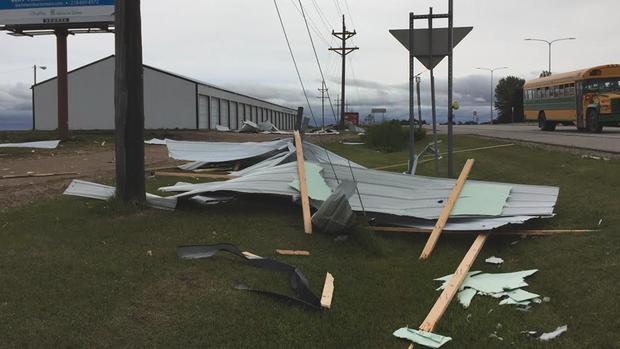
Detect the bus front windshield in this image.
<box><xmin>583</xmin><ymin>78</ymin><xmax>620</xmax><ymax>93</ymax></box>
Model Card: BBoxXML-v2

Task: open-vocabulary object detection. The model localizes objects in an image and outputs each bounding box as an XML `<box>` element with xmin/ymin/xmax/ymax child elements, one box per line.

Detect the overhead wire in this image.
<box><xmin>273</xmin><ymin>0</ymin><xmax>316</xmax><ymax>124</ymax></box>
<box><xmin>297</xmin><ymin>0</ymin><xmax>338</xmax><ymax>123</ymax></box>
<box><xmin>289</xmin><ymin>0</ymin><xmax>330</xmax><ymax>47</ymax></box>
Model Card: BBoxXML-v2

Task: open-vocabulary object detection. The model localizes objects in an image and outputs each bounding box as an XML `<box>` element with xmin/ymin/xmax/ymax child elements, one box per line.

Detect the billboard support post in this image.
<box><xmin>55</xmin><ymin>28</ymin><xmax>69</xmax><ymax>140</ymax></box>
<box><xmin>0</xmin><ymin>0</ymin><xmax>114</xmax><ymax>139</ymax></box>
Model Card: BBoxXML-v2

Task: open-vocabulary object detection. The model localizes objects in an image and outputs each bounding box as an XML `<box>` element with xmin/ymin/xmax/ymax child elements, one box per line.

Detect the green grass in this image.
<box><xmin>1</xmin><ymin>135</ymin><xmax>619</xmax><ymax>348</ymax></box>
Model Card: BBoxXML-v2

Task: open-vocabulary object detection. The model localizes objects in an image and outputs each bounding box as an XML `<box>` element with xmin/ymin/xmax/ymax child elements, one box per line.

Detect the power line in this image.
<box><xmin>332</xmin><ymin>0</ymin><xmax>343</xmax><ymax>15</ymax></box>
<box><xmin>273</xmin><ymin>0</ymin><xmax>316</xmax><ymax>124</ymax></box>
<box><xmin>343</xmin><ymin>0</ymin><xmax>356</xmax><ymax>28</ymax></box>
<box><xmin>298</xmin><ymin>0</ymin><xmax>337</xmax><ymax>122</ymax></box>
<box><xmin>289</xmin><ymin>0</ymin><xmax>330</xmax><ymax>47</ymax></box>
<box><xmin>310</xmin><ymin>0</ymin><xmax>333</xmax><ymax>31</ymax></box>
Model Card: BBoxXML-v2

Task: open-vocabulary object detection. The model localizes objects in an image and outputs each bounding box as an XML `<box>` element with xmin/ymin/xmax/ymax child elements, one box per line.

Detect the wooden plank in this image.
<box><xmin>144</xmin><ymin>165</ymin><xmax>178</xmax><ymax>172</ymax></box>
<box><xmin>275</xmin><ymin>249</ymin><xmax>311</xmax><ymax>256</ymax></box>
<box><xmin>418</xmin><ymin>234</ymin><xmax>488</xmax><ymax>332</ymax></box>
<box><xmin>1</xmin><ymin>171</ymin><xmax>79</xmax><ymax>180</ymax></box>
<box><xmin>419</xmin><ymin>159</ymin><xmax>475</xmax><ymax>260</ymax></box>
<box><xmin>154</xmin><ymin>171</ymin><xmax>238</xmax><ymax>180</ymax></box>
<box><xmin>320</xmin><ymin>272</ymin><xmax>335</xmax><ymax>309</ymax></box>
<box><xmin>242</xmin><ymin>251</ymin><xmax>262</xmax><ymax>260</ymax></box>
<box><xmin>294</xmin><ymin>130</ymin><xmax>312</xmax><ymax>235</ymax></box>
<box><xmin>374</xmin><ymin>144</ymin><xmax>513</xmax><ymax>171</ymax></box>
<box><xmin>371</xmin><ymin>226</ymin><xmax>598</xmax><ymax>236</ymax></box>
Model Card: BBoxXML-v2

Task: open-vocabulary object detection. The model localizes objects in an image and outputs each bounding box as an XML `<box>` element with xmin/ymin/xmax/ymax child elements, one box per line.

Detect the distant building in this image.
<box><xmin>32</xmin><ymin>55</ymin><xmax>297</xmax><ymax>131</ymax></box>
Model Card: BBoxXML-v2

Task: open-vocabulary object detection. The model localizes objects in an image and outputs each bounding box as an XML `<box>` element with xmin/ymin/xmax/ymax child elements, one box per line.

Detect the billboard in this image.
<box><xmin>0</xmin><ymin>0</ymin><xmax>114</xmax><ymax>26</ymax></box>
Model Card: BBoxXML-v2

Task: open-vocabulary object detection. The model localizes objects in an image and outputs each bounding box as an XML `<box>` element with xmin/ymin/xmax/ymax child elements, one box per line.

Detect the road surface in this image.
<box><xmin>434</xmin><ymin>124</ymin><xmax>620</xmax><ymax>154</ymax></box>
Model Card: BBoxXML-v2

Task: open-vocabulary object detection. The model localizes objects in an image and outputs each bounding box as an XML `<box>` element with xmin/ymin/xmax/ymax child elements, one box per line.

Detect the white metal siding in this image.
<box><xmin>198</xmin><ymin>95</ymin><xmax>209</xmax><ymax>129</ymax></box>
<box><xmin>33</xmin><ymin>56</ymin><xmax>296</xmax><ymax>131</ymax></box>
<box><xmin>210</xmin><ymin>97</ymin><xmax>220</xmax><ymax>129</ymax></box>
<box><xmin>34</xmin><ymin>56</ymin><xmax>196</xmax><ymax>130</ymax></box>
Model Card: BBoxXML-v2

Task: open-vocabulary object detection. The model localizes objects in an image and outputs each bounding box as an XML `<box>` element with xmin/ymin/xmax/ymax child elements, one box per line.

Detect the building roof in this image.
<box><xmin>34</xmin><ymin>55</ymin><xmax>296</xmax><ymax>112</ymax></box>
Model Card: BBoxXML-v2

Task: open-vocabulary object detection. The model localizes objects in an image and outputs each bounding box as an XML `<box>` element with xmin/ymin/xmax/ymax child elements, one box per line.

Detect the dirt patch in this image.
<box><xmin>0</xmin><ymin>131</ymin><xmax>356</xmax><ymax>209</ymax></box>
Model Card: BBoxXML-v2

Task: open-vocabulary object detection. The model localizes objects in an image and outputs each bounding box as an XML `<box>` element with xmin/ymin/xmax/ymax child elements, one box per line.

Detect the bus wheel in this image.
<box><xmin>538</xmin><ymin>112</ymin><xmax>555</xmax><ymax>131</ymax></box>
<box><xmin>587</xmin><ymin>109</ymin><xmax>603</xmax><ymax>133</ymax></box>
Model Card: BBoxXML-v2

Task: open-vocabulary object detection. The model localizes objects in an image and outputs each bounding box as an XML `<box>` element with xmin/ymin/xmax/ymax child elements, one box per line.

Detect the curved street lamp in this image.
<box><xmin>476</xmin><ymin>66</ymin><xmax>509</xmax><ymax>124</ymax></box>
<box><xmin>524</xmin><ymin>37</ymin><xmax>576</xmax><ymax>74</ymax></box>
<box><xmin>34</xmin><ymin>65</ymin><xmax>47</xmax><ymax>85</ymax></box>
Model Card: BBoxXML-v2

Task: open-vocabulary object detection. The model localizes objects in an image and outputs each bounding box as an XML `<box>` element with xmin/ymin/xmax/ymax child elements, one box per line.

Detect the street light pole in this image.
<box><xmin>524</xmin><ymin>37</ymin><xmax>576</xmax><ymax>73</ymax></box>
<box><xmin>476</xmin><ymin>67</ymin><xmax>508</xmax><ymax>124</ymax></box>
<box><xmin>33</xmin><ymin>65</ymin><xmax>47</xmax><ymax>86</ymax></box>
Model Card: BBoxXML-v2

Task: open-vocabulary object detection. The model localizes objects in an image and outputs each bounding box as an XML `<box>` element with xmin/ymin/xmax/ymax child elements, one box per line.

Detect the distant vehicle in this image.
<box><xmin>523</xmin><ymin>64</ymin><xmax>620</xmax><ymax>133</ymax></box>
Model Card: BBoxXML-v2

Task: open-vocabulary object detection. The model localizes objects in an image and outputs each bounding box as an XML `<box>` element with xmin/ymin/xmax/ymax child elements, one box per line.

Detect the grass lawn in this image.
<box><xmin>0</xmin><ymin>135</ymin><xmax>619</xmax><ymax>348</ymax></box>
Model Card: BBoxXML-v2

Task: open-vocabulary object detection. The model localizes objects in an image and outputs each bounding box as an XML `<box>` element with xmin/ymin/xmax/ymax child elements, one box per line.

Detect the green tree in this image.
<box><xmin>494</xmin><ymin>76</ymin><xmax>525</xmax><ymax>123</ymax></box>
<box><xmin>540</xmin><ymin>70</ymin><xmax>552</xmax><ymax>78</ymax></box>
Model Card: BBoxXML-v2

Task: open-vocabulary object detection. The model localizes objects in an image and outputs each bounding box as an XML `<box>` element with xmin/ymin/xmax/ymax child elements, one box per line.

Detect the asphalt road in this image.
<box><xmin>433</xmin><ymin>123</ymin><xmax>620</xmax><ymax>154</ymax></box>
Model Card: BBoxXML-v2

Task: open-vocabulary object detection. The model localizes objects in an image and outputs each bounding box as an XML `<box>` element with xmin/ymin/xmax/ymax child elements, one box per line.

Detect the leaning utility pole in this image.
<box><xmin>317</xmin><ymin>82</ymin><xmax>328</xmax><ymax>130</ymax></box>
<box><xmin>329</xmin><ymin>15</ymin><xmax>358</xmax><ymax>130</ymax></box>
<box><xmin>115</xmin><ymin>0</ymin><xmax>146</xmax><ymax>205</ymax></box>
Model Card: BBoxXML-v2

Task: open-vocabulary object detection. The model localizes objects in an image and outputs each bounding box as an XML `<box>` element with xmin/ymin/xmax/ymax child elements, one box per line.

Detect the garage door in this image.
<box><xmin>198</xmin><ymin>95</ymin><xmax>209</xmax><ymax>129</ymax></box>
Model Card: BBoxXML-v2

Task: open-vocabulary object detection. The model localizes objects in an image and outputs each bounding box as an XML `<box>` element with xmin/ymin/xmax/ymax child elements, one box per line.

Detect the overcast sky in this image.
<box><xmin>1</xmin><ymin>0</ymin><xmax>618</xmax><ymax>127</ymax></box>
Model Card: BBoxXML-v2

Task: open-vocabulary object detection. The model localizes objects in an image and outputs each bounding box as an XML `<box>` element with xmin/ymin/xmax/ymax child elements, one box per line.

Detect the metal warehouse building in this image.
<box><xmin>33</xmin><ymin>55</ymin><xmax>297</xmax><ymax>131</ymax></box>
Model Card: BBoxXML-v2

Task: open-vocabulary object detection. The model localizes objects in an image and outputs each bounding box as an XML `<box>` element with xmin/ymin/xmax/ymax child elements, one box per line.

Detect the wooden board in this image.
<box><xmin>294</xmin><ymin>130</ymin><xmax>312</xmax><ymax>235</ymax></box>
<box><xmin>374</xmin><ymin>144</ymin><xmax>513</xmax><ymax>171</ymax></box>
<box><xmin>418</xmin><ymin>233</ymin><xmax>488</xmax><ymax>333</ymax></box>
<box><xmin>1</xmin><ymin>171</ymin><xmax>79</xmax><ymax>180</ymax></box>
<box><xmin>275</xmin><ymin>249</ymin><xmax>311</xmax><ymax>256</ymax></box>
<box><xmin>419</xmin><ymin>159</ymin><xmax>475</xmax><ymax>260</ymax></box>
<box><xmin>154</xmin><ymin>171</ymin><xmax>238</xmax><ymax>180</ymax></box>
<box><xmin>371</xmin><ymin>226</ymin><xmax>597</xmax><ymax>236</ymax></box>
<box><xmin>321</xmin><ymin>272</ymin><xmax>335</xmax><ymax>309</ymax></box>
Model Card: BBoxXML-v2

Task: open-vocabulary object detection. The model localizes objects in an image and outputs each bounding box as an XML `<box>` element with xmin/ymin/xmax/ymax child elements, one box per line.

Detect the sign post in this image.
<box><xmin>390</xmin><ymin>2</ymin><xmax>472</xmax><ymax>177</ymax></box>
<box><xmin>0</xmin><ymin>0</ymin><xmax>114</xmax><ymax>140</ymax></box>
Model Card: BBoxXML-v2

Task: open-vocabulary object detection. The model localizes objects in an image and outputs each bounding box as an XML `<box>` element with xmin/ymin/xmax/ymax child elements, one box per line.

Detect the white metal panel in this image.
<box><xmin>198</xmin><ymin>95</ymin><xmax>209</xmax><ymax>129</ymax></box>
<box><xmin>143</xmin><ymin>67</ymin><xmax>196</xmax><ymax>129</ymax></box>
<box><xmin>220</xmin><ymin>100</ymin><xmax>229</xmax><ymax>127</ymax></box>
<box><xmin>231</xmin><ymin>102</ymin><xmax>239</xmax><ymax>130</ymax></box>
<box><xmin>210</xmin><ymin>97</ymin><xmax>220</xmax><ymax>130</ymax></box>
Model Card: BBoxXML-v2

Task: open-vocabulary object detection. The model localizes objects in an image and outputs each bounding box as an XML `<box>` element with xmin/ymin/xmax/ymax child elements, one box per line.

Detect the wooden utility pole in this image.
<box><xmin>114</xmin><ymin>0</ymin><xmax>146</xmax><ymax>204</ymax></box>
<box><xmin>317</xmin><ymin>82</ymin><xmax>328</xmax><ymax>130</ymax></box>
<box><xmin>329</xmin><ymin>15</ymin><xmax>358</xmax><ymax>130</ymax></box>
<box><xmin>55</xmin><ymin>29</ymin><xmax>69</xmax><ymax>141</ymax></box>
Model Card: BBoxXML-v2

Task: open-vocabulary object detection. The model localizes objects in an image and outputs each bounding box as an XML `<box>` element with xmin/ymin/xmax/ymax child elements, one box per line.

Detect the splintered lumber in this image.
<box><xmin>1</xmin><ymin>171</ymin><xmax>79</xmax><ymax>180</ymax></box>
<box><xmin>420</xmin><ymin>159</ymin><xmax>475</xmax><ymax>260</ymax></box>
<box><xmin>371</xmin><ymin>226</ymin><xmax>598</xmax><ymax>236</ymax></box>
<box><xmin>275</xmin><ymin>249</ymin><xmax>311</xmax><ymax>256</ymax></box>
<box><xmin>404</xmin><ymin>233</ymin><xmax>488</xmax><ymax>349</ymax></box>
<box><xmin>294</xmin><ymin>130</ymin><xmax>312</xmax><ymax>235</ymax></box>
<box><xmin>419</xmin><ymin>233</ymin><xmax>488</xmax><ymax>332</ymax></box>
<box><xmin>242</xmin><ymin>251</ymin><xmax>262</xmax><ymax>259</ymax></box>
<box><xmin>320</xmin><ymin>272</ymin><xmax>335</xmax><ymax>309</ymax></box>
<box><xmin>154</xmin><ymin>171</ymin><xmax>238</xmax><ymax>180</ymax></box>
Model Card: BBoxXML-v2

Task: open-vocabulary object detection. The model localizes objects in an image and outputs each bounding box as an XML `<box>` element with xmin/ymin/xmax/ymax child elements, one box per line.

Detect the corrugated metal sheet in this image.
<box><xmin>166</xmin><ymin>138</ymin><xmax>291</xmax><ymax>163</ymax></box>
<box><xmin>64</xmin><ymin>180</ymin><xmax>177</xmax><ymax>211</ymax></box>
<box><xmin>159</xmin><ymin>160</ymin><xmax>559</xmax><ymax>230</ymax></box>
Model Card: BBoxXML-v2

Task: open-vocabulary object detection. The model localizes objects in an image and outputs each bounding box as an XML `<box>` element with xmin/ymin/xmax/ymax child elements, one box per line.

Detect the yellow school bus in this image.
<box><xmin>523</xmin><ymin>64</ymin><xmax>620</xmax><ymax>133</ymax></box>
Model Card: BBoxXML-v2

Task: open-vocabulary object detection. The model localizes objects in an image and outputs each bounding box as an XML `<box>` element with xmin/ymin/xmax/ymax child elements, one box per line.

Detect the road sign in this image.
<box><xmin>372</xmin><ymin>108</ymin><xmax>387</xmax><ymax>113</ymax></box>
<box><xmin>0</xmin><ymin>0</ymin><xmax>114</xmax><ymax>26</ymax></box>
<box><xmin>389</xmin><ymin>27</ymin><xmax>473</xmax><ymax>69</ymax></box>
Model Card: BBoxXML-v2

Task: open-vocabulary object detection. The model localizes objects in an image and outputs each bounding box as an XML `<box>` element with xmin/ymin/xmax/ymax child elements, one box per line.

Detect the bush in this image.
<box><xmin>362</xmin><ymin>120</ymin><xmax>426</xmax><ymax>152</ymax></box>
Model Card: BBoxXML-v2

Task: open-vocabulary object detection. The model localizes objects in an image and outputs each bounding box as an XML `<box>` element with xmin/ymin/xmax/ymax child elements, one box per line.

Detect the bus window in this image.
<box><xmin>559</xmin><ymin>85</ymin><xmax>565</xmax><ymax>96</ymax></box>
<box><xmin>554</xmin><ymin>86</ymin><xmax>560</xmax><ymax>97</ymax></box>
<box><xmin>569</xmin><ymin>83</ymin><xmax>575</xmax><ymax>96</ymax></box>
<box><xmin>536</xmin><ymin>88</ymin><xmax>541</xmax><ymax>99</ymax></box>
<box><xmin>545</xmin><ymin>87</ymin><xmax>550</xmax><ymax>98</ymax></box>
